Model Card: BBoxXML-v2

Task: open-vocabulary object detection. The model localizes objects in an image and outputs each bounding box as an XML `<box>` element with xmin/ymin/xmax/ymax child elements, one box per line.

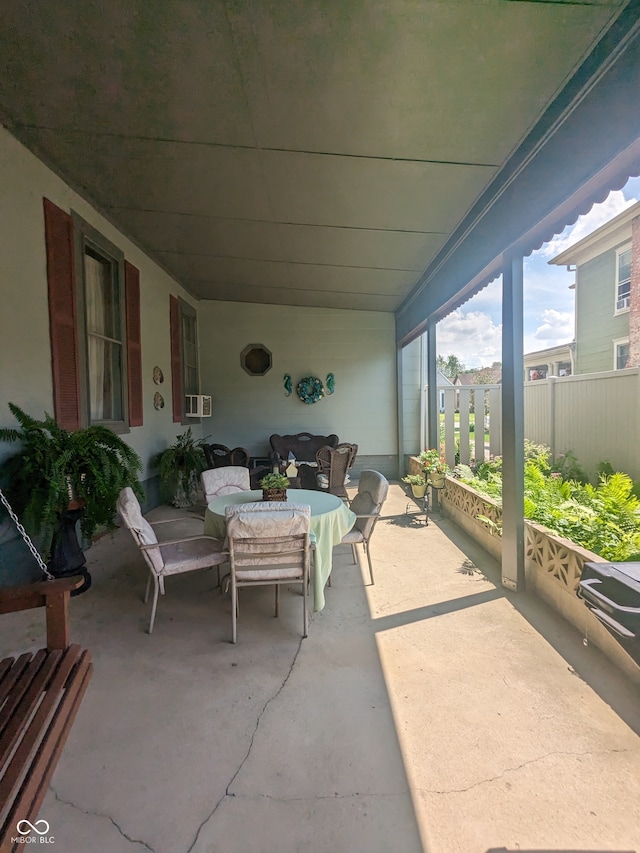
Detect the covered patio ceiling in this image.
<box><xmin>1</xmin><ymin>1</ymin><xmax>639</xmax><ymax>324</ymax></box>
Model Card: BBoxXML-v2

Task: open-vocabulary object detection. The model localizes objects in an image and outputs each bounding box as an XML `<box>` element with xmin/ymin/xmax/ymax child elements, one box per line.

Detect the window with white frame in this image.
<box><xmin>181</xmin><ymin>301</ymin><xmax>199</xmax><ymax>400</ymax></box>
<box><xmin>614</xmin><ymin>338</ymin><xmax>630</xmax><ymax>371</ymax></box>
<box><xmin>615</xmin><ymin>244</ymin><xmax>631</xmax><ymax>312</ymax></box>
<box><xmin>73</xmin><ymin>215</ymin><xmax>128</xmax><ymax>427</ymax></box>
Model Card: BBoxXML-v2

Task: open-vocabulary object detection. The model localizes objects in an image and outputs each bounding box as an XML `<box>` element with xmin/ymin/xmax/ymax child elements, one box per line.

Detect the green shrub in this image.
<box><xmin>454</xmin><ymin>444</ymin><xmax>640</xmax><ymax>561</ymax></box>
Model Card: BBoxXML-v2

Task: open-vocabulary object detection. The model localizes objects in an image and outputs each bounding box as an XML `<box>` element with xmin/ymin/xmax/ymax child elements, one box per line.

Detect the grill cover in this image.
<box><xmin>578</xmin><ymin>562</ymin><xmax>640</xmax><ymax>661</ymax></box>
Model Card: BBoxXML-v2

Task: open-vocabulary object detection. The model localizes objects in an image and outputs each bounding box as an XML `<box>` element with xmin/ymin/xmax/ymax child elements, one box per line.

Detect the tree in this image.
<box><xmin>436</xmin><ymin>354</ymin><xmax>466</xmax><ymax>380</ymax></box>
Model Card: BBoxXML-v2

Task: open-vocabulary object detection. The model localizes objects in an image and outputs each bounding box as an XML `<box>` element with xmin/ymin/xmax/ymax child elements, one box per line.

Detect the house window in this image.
<box><xmin>614</xmin><ymin>339</ymin><xmax>629</xmax><ymax>370</ymax></box>
<box><xmin>528</xmin><ymin>366</ymin><xmax>548</xmax><ymax>381</ymax></box>
<box><xmin>170</xmin><ymin>296</ymin><xmax>200</xmax><ymax>423</ymax></box>
<box><xmin>84</xmin><ymin>248</ymin><xmax>125</xmax><ymax>422</ymax></box>
<box><xmin>74</xmin><ymin>216</ymin><xmax>127</xmax><ymax>428</ymax></box>
<box><xmin>181</xmin><ymin>302</ymin><xmax>199</xmax><ymax>399</ymax></box>
<box><xmin>615</xmin><ymin>244</ymin><xmax>631</xmax><ymax>313</ymax></box>
<box><xmin>43</xmin><ymin>199</ymin><xmax>142</xmax><ymax>431</ymax></box>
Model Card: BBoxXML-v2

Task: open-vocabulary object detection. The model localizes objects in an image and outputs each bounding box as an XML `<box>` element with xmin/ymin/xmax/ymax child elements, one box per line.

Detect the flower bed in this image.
<box><xmin>408</xmin><ymin>461</ymin><xmax>640</xmax><ymax>684</ymax></box>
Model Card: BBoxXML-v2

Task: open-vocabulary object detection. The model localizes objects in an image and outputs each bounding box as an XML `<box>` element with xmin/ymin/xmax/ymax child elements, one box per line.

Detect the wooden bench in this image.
<box><xmin>0</xmin><ymin>576</ymin><xmax>92</xmax><ymax>851</ymax></box>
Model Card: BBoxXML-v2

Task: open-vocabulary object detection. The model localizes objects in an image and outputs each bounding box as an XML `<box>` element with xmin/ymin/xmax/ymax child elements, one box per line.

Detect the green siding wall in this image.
<box><xmin>575</xmin><ymin>246</ymin><xmax>629</xmax><ymax>374</ymax></box>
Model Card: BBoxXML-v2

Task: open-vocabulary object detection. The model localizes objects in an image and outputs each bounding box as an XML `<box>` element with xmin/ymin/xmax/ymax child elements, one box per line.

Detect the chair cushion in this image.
<box><xmin>341</xmin><ymin>528</ymin><xmax>363</xmax><ymax>544</ymax></box>
<box><xmin>202</xmin><ymin>467</ymin><xmax>251</xmax><ymax>502</ymax></box>
<box><xmin>117</xmin><ymin>488</ymin><xmax>165</xmax><ymax>573</ymax></box>
<box><xmin>161</xmin><ymin>537</ymin><xmax>228</xmax><ymax>575</ymax></box>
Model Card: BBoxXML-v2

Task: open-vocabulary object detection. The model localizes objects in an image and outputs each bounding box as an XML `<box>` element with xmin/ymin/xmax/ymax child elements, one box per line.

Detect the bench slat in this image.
<box><xmin>0</xmin><ymin>652</ymin><xmax>62</xmax><ymax>768</ymax></box>
<box><xmin>0</xmin><ymin>650</ymin><xmax>92</xmax><ymax>851</ymax></box>
<box><xmin>0</xmin><ymin>655</ymin><xmax>40</xmax><ymax>712</ymax></box>
<box><xmin>0</xmin><ymin>653</ymin><xmax>49</xmax><ymax>741</ymax></box>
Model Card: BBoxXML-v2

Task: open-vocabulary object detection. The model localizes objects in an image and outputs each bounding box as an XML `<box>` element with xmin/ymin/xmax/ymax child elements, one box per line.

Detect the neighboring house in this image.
<box><xmin>524</xmin><ymin>343</ymin><xmax>574</xmax><ymax>381</ymax></box>
<box><xmin>436</xmin><ymin>371</ymin><xmax>453</xmax><ymax>412</ymax></box>
<box><xmin>549</xmin><ymin>201</ymin><xmax>640</xmax><ymax>375</ymax></box>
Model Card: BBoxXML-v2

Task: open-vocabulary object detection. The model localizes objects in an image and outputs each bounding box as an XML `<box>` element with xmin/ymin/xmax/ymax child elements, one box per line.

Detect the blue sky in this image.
<box><xmin>436</xmin><ymin>175</ymin><xmax>640</xmax><ymax>369</ymax></box>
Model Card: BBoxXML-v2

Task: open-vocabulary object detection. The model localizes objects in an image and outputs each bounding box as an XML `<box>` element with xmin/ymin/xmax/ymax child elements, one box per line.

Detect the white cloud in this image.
<box><xmin>437</xmin><ymin>309</ymin><xmax>502</xmax><ymax>369</ymax></box>
<box><xmin>532</xmin><ymin>308</ymin><xmax>573</xmax><ymax>344</ymax></box>
<box><xmin>540</xmin><ymin>190</ymin><xmax>638</xmax><ymax>260</ymax></box>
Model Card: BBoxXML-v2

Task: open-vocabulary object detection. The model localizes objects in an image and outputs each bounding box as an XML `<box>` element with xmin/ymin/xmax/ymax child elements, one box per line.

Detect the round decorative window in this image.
<box><xmin>241</xmin><ymin>344</ymin><xmax>272</xmax><ymax>376</ymax></box>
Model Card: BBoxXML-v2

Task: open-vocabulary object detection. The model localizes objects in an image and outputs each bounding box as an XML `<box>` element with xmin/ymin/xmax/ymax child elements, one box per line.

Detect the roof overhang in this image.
<box><xmin>0</xmin><ymin>1</ymin><xmax>638</xmax><ymax>337</ymax></box>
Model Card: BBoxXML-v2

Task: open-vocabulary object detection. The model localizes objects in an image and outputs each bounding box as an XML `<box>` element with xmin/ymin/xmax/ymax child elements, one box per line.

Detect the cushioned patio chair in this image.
<box><xmin>201</xmin><ymin>466</ymin><xmax>251</xmax><ymax>503</ymax></box>
<box><xmin>339</xmin><ymin>470</ymin><xmax>389</xmax><ymax>585</ymax></box>
<box><xmin>117</xmin><ymin>487</ymin><xmax>228</xmax><ymax>633</ymax></box>
<box><xmin>225</xmin><ymin>502</ymin><xmax>311</xmax><ymax>643</ymax></box>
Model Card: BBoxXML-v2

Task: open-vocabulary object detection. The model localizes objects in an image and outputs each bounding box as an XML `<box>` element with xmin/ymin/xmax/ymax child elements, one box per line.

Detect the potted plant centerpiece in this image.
<box><xmin>154</xmin><ymin>428</ymin><xmax>208</xmax><ymax>508</ymax></box>
<box><xmin>402</xmin><ymin>473</ymin><xmax>428</xmax><ymax>498</ymax></box>
<box><xmin>0</xmin><ymin>403</ymin><xmax>143</xmax><ymax>589</ymax></box>
<box><xmin>259</xmin><ymin>472</ymin><xmax>289</xmax><ymax>502</ymax></box>
<box><xmin>419</xmin><ymin>448</ymin><xmax>450</xmax><ymax>489</ymax></box>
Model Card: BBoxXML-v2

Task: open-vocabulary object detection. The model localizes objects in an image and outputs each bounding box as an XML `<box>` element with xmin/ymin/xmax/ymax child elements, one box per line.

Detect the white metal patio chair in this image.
<box><xmin>225</xmin><ymin>502</ymin><xmax>311</xmax><ymax>643</ymax></box>
<box><xmin>117</xmin><ymin>487</ymin><xmax>228</xmax><ymax>633</ymax></box>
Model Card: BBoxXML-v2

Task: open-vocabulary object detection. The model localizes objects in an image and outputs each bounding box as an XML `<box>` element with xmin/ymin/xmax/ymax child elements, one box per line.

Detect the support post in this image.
<box><xmin>501</xmin><ymin>253</ymin><xmax>525</xmax><ymax>591</ymax></box>
<box><xmin>426</xmin><ymin>318</ymin><xmax>438</xmax><ymax>451</ymax></box>
<box><xmin>396</xmin><ymin>343</ymin><xmax>404</xmax><ymax>479</ymax></box>
<box><xmin>425</xmin><ymin>318</ymin><xmax>440</xmax><ymax>509</ymax></box>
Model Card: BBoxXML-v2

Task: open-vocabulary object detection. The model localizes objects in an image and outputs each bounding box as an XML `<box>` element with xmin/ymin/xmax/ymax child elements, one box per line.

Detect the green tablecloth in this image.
<box><xmin>203</xmin><ymin>489</ymin><xmax>356</xmax><ymax>611</ymax></box>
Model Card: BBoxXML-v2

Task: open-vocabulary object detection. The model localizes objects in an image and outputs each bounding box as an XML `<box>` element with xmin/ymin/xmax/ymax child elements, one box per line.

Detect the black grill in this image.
<box><xmin>578</xmin><ymin>562</ymin><xmax>640</xmax><ymax>663</ymax></box>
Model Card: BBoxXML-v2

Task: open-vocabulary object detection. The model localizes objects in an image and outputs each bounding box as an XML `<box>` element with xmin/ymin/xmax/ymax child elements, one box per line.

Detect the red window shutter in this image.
<box><xmin>125</xmin><ymin>261</ymin><xmax>143</xmax><ymax>427</ymax></box>
<box><xmin>43</xmin><ymin>198</ymin><xmax>81</xmax><ymax>431</ymax></box>
<box><xmin>170</xmin><ymin>295</ymin><xmax>182</xmax><ymax>422</ymax></box>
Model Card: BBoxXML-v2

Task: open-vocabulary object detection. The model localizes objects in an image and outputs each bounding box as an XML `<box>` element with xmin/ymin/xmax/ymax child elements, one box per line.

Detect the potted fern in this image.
<box><xmin>0</xmin><ymin>403</ymin><xmax>143</xmax><ymax>587</ymax></box>
<box><xmin>154</xmin><ymin>428</ymin><xmax>208</xmax><ymax>507</ymax></box>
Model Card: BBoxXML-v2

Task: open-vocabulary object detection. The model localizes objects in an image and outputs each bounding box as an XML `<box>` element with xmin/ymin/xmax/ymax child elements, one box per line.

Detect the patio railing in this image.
<box><xmin>426</xmin><ymin>383</ymin><xmax>502</xmax><ymax>468</ymax></box>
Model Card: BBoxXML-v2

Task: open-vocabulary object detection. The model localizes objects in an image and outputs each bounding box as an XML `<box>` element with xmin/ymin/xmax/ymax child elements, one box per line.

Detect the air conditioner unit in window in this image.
<box><xmin>185</xmin><ymin>394</ymin><xmax>212</xmax><ymax>417</ymax></box>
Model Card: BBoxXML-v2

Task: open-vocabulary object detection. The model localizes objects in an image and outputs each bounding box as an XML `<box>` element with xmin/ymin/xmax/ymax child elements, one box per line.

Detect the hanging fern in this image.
<box><xmin>0</xmin><ymin>403</ymin><xmax>143</xmax><ymax>559</ymax></box>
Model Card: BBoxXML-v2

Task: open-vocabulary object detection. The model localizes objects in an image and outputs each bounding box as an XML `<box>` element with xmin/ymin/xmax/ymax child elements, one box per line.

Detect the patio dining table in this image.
<box><xmin>203</xmin><ymin>489</ymin><xmax>356</xmax><ymax>611</ymax></box>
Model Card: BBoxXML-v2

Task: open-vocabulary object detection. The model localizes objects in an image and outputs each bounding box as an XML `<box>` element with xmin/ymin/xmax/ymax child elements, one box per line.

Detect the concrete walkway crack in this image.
<box><xmin>416</xmin><ymin>747</ymin><xmax>640</xmax><ymax>795</ymax></box>
<box><xmin>51</xmin><ymin>787</ymin><xmax>156</xmax><ymax>851</ymax></box>
<box><xmin>227</xmin><ymin>790</ymin><xmax>411</xmax><ymax>803</ymax></box>
<box><xmin>186</xmin><ymin>633</ymin><xmax>306</xmax><ymax>852</ymax></box>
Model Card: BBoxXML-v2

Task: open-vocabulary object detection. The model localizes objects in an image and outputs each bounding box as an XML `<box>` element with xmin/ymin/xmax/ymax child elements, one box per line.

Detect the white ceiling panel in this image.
<box><xmin>0</xmin><ymin>0</ymin><xmax>629</xmax><ymax>313</ymax></box>
<box><xmin>228</xmin><ymin>0</ymin><xmax>617</xmax><ymax>162</ymax></box>
<box><xmin>187</xmin><ymin>280</ymin><xmax>399</xmax><ymax>311</ymax></box>
<box><xmin>277</xmin><ymin>224</ymin><xmax>446</xmax><ymax>270</ymax></box>
<box><xmin>111</xmin><ymin>210</ymin><xmax>285</xmax><ymax>261</ymax></box>
<box><xmin>261</xmin><ymin>150</ymin><xmax>496</xmax><ymax>231</ymax></box>
<box><xmin>20</xmin><ymin>129</ymin><xmax>273</xmax><ymax>220</ymax></box>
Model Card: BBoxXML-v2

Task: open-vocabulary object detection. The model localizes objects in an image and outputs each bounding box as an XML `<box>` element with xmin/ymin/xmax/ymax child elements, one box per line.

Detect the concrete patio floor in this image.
<box><xmin>1</xmin><ymin>481</ymin><xmax>639</xmax><ymax>853</ymax></box>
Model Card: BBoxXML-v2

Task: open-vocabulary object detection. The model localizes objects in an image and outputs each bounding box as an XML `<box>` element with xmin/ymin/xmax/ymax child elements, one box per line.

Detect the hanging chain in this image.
<box><xmin>0</xmin><ymin>487</ymin><xmax>54</xmax><ymax>580</ymax></box>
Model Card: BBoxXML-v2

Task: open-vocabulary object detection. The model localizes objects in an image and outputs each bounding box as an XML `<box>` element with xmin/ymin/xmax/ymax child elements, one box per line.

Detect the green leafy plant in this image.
<box><xmin>418</xmin><ymin>448</ymin><xmax>450</xmax><ymax>477</ymax></box>
<box><xmin>0</xmin><ymin>403</ymin><xmax>143</xmax><ymax>559</ymax></box>
<box><xmin>454</xmin><ymin>443</ymin><xmax>640</xmax><ymax>562</ymax></box>
<box><xmin>154</xmin><ymin>428</ymin><xmax>208</xmax><ymax>505</ymax></box>
<box><xmin>259</xmin><ymin>472</ymin><xmax>290</xmax><ymax>490</ymax></box>
<box><xmin>402</xmin><ymin>473</ymin><xmax>427</xmax><ymax>486</ymax></box>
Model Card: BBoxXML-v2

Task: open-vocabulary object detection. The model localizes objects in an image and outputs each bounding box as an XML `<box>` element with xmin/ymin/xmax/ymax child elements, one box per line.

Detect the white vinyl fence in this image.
<box><xmin>427</xmin><ymin>384</ymin><xmax>502</xmax><ymax>469</ymax></box>
<box><xmin>523</xmin><ymin>369</ymin><xmax>640</xmax><ymax>478</ymax></box>
<box><xmin>426</xmin><ymin>369</ymin><xmax>640</xmax><ymax>478</ymax></box>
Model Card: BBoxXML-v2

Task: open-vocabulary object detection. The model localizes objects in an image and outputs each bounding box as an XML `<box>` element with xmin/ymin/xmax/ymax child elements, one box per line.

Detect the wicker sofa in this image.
<box><xmin>269</xmin><ymin>432</ymin><xmax>339</xmax><ymax>489</ymax></box>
